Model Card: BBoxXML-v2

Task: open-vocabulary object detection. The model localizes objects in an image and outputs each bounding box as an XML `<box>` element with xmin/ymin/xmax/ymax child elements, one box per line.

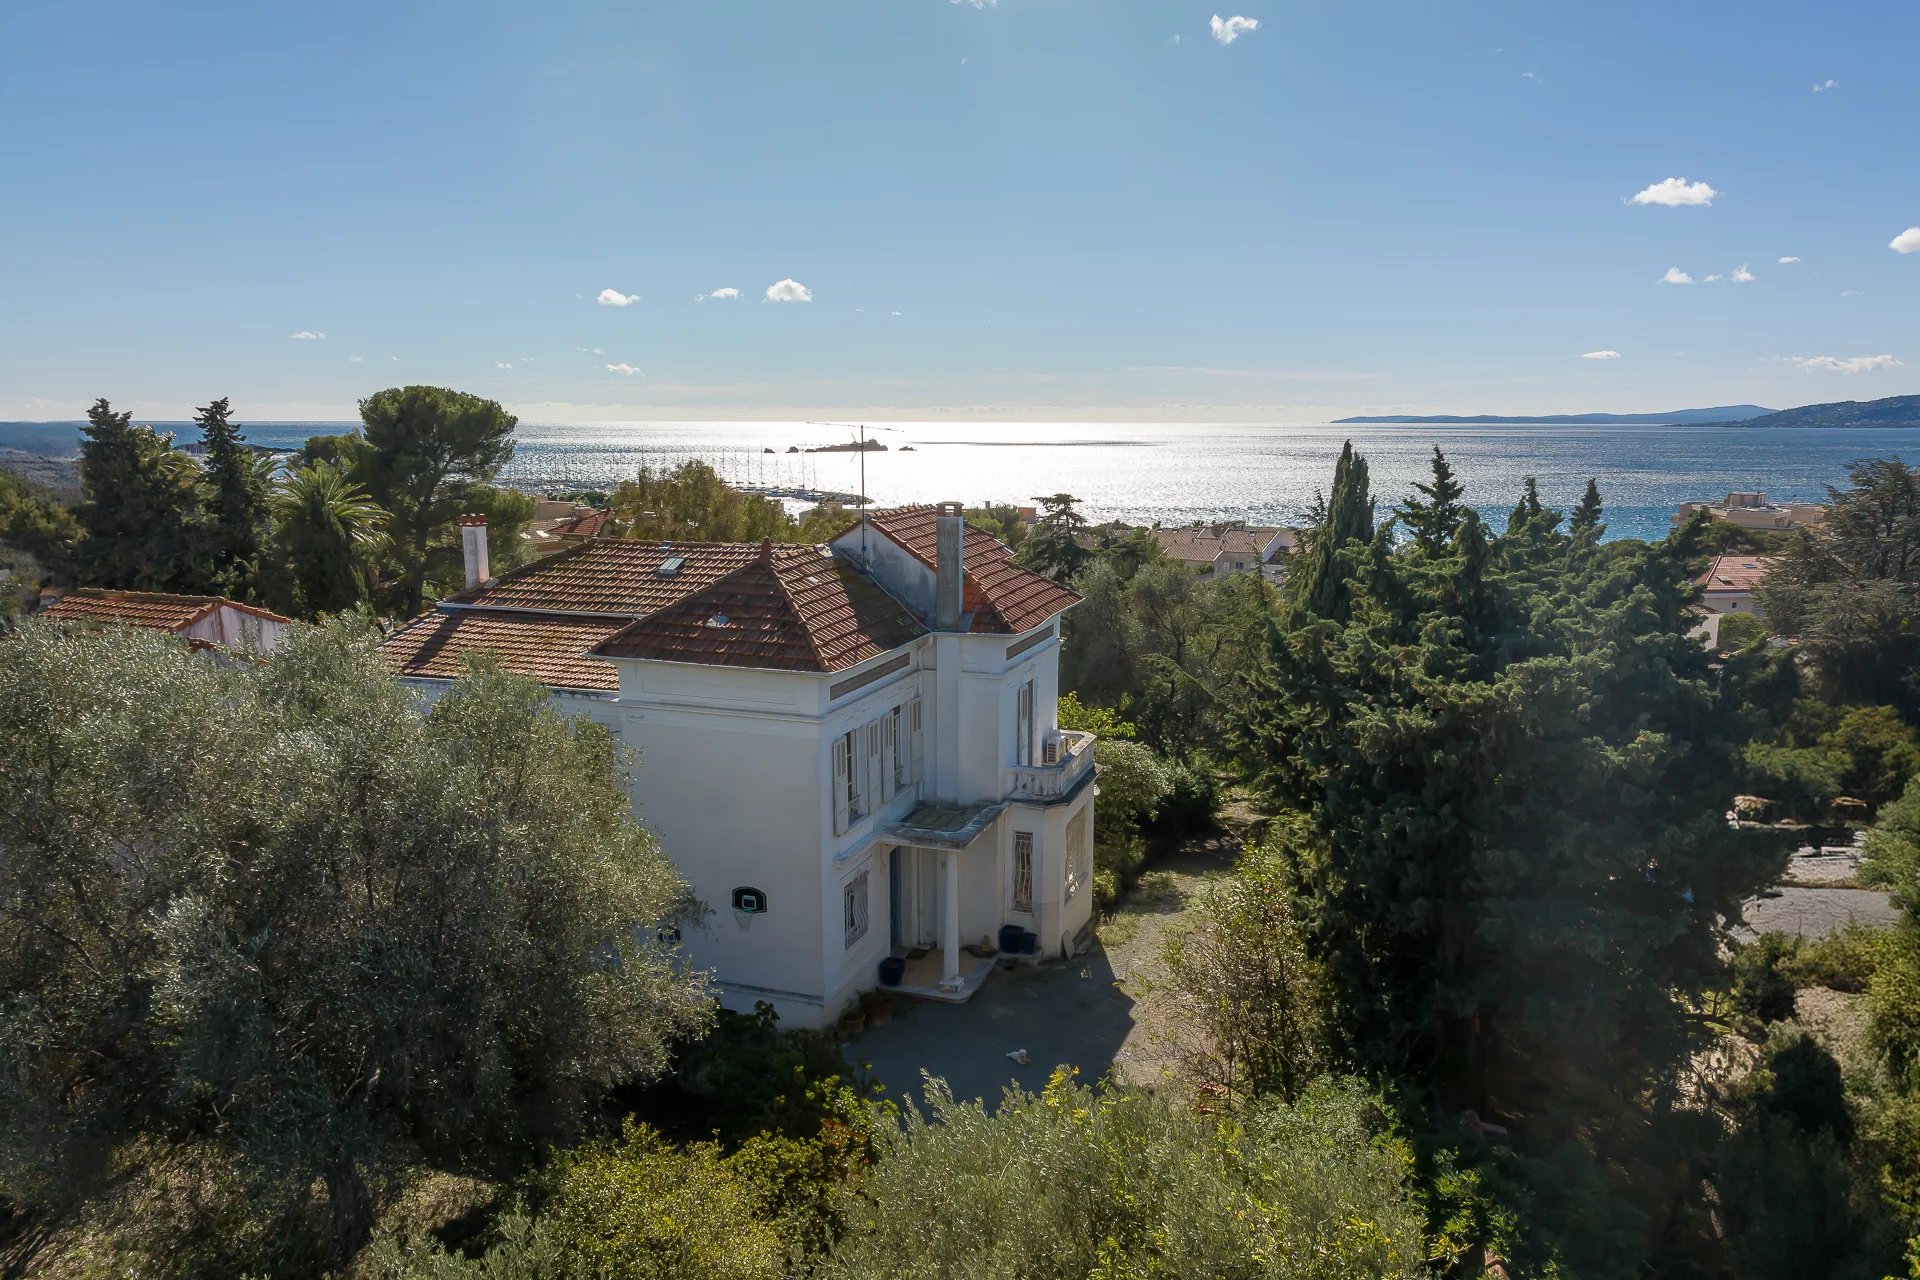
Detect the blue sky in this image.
<box><xmin>2</xmin><ymin>0</ymin><xmax>1916</xmax><ymax>422</ymax></box>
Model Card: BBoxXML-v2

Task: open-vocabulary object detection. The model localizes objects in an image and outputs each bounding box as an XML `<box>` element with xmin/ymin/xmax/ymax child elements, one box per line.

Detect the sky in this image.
<box><xmin>1</xmin><ymin>0</ymin><xmax>1916</xmax><ymax>423</ymax></box>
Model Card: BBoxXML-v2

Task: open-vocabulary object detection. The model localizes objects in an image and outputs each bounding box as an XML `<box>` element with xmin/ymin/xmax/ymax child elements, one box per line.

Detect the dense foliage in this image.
<box><xmin>0</xmin><ymin>620</ymin><xmax>711</xmax><ymax>1273</ymax></box>
<box><xmin>74</xmin><ymin>397</ymin><xmax>208</xmax><ymax>592</ymax></box>
<box><xmin>0</xmin><ymin>466</ymin><xmax>79</xmax><ymax>608</ymax></box>
<box><xmin>608</xmin><ymin>459</ymin><xmax>845</xmax><ymax>544</ymax></box>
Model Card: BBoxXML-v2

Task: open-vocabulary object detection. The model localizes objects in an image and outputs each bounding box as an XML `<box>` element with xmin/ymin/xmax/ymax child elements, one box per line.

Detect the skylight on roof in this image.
<box><xmin>656</xmin><ymin>556</ymin><xmax>686</xmax><ymax>579</ymax></box>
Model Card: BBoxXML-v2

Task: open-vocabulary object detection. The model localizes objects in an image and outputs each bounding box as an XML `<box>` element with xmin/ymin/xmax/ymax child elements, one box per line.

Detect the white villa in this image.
<box><xmin>380</xmin><ymin>504</ymin><xmax>1095</xmax><ymax>1029</ymax></box>
<box><xmin>1149</xmin><ymin>521</ymin><xmax>1296</xmax><ymax>584</ymax></box>
<box><xmin>1673</xmin><ymin>491</ymin><xmax>1825</xmax><ymax>533</ymax></box>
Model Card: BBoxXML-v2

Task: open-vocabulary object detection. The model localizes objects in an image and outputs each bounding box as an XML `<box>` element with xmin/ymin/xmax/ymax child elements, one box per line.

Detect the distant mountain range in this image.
<box><xmin>1335</xmin><ymin>405</ymin><xmax>1775</xmax><ymax>426</ymax></box>
<box><xmin>1713</xmin><ymin>394</ymin><xmax>1920</xmax><ymax>429</ymax></box>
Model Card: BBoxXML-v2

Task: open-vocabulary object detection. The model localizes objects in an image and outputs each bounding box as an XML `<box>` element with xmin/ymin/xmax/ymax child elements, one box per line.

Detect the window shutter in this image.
<box><xmin>832</xmin><ymin>735</ymin><xmax>850</xmax><ymax>835</ymax></box>
<box><xmin>909</xmin><ymin>697</ymin><xmax>925</xmax><ymax>782</ymax></box>
<box><xmin>880</xmin><ymin>711</ymin><xmax>898</xmax><ymax>802</ymax></box>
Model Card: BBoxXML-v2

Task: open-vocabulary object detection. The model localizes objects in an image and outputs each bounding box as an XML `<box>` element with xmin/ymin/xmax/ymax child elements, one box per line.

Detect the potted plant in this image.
<box><xmin>837</xmin><ymin>1000</ymin><xmax>866</xmax><ymax>1042</ymax></box>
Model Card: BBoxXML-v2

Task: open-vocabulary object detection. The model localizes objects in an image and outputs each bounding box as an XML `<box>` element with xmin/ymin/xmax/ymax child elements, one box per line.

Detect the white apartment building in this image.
<box><xmin>1149</xmin><ymin>522</ymin><xmax>1297</xmax><ymax>584</ymax></box>
<box><xmin>380</xmin><ymin>504</ymin><xmax>1095</xmax><ymax>1029</ymax></box>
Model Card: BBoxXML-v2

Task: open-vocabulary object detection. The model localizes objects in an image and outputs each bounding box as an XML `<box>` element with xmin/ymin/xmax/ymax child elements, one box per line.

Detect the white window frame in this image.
<box><xmin>1065</xmin><ymin>809</ymin><xmax>1089</xmax><ymax>903</ymax></box>
<box><xmin>881</xmin><ymin>708</ymin><xmax>899</xmax><ymax>802</ymax></box>
<box><xmin>844</xmin><ymin>869</ymin><xmax>870</xmax><ymax>949</ymax></box>
<box><xmin>1016</xmin><ymin>679</ymin><xmax>1034</xmax><ymax>767</ymax></box>
<box><xmin>1012</xmin><ymin>831</ymin><xmax>1034</xmax><ymax>914</ymax></box>
<box><xmin>909</xmin><ymin>696</ymin><xmax>925</xmax><ymax>784</ymax></box>
<box><xmin>834</xmin><ymin>729</ymin><xmax>865</xmax><ymax>835</ymax></box>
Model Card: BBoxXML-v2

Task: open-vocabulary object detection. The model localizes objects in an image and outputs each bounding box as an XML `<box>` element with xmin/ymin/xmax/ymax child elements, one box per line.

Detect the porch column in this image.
<box><xmin>941</xmin><ymin>850</ymin><xmax>961</xmax><ymax>985</ymax></box>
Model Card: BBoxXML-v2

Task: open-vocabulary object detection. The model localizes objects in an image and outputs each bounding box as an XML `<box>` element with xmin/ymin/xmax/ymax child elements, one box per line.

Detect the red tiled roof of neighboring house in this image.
<box><xmin>1699</xmin><ymin>554</ymin><xmax>1777</xmax><ymax>594</ymax></box>
<box><xmin>594</xmin><ymin>544</ymin><xmax>925</xmax><ymax>672</ymax></box>
<box><xmin>381</xmin><ymin>611</ymin><xmax>629</xmax><ymax>691</ymax></box>
<box><xmin>855</xmin><ymin>506</ymin><xmax>1082</xmax><ymax>634</ymax></box>
<box><xmin>1151</xmin><ymin>524</ymin><xmax>1294</xmax><ymax>565</ymax></box>
<box><xmin>553</xmin><ymin>507</ymin><xmax>612</xmax><ymax>539</ymax></box>
<box><xmin>36</xmin><ymin>589</ymin><xmax>292</xmax><ymax>633</ymax></box>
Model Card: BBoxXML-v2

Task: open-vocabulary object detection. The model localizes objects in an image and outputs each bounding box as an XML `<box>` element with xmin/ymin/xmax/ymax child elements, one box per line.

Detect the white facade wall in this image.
<box><xmin>399</xmin><ymin>610</ymin><xmax>1090</xmax><ymax>1030</ymax></box>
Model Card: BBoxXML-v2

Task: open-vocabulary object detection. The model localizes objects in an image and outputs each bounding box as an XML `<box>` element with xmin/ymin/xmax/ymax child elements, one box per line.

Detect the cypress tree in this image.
<box><xmin>76</xmin><ymin>398</ymin><xmax>205</xmax><ymax>591</ymax></box>
<box><xmin>1570</xmin><ymin>477</ymin><xmax>1604</xmax><ymax>537</ymax></box>
<box><xmin>196</xmin><ymin>397</ymin><xmax>267</xmax><ymax>598</ymax></box>
<box><xmin>1399</xmin><ymin>446</ymin><xmax>1466</xmax><ymax>553</ymax></box>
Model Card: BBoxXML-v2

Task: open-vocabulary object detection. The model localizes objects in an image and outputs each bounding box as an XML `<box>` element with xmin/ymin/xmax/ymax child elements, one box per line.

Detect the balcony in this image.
<box><xmin>1007</xmin><ymin>729</ymin><xmax>1096</xmax><ymax>804</ymax></box>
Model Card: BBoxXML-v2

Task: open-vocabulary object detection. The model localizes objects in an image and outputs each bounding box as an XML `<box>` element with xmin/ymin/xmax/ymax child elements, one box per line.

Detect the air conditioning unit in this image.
<box><xmin>1042</xmin><ymin>737</ymin><xmax>1060</xmax><ymax>765</ymax></box>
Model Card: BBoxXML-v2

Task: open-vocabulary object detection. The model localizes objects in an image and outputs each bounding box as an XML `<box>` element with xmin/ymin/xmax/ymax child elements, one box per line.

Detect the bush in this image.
<box><xmin>1152</xmin><ymin>759</ymin><xmax>1221</xmax><ymax>836</ymax></box>
<box><xmin>1730</xmin><ymin>933</ymin><xmax>1803</xmax><ymax>1029</ymax></box>
<box><xmin>1094</xmin><ymin>833</ymin><xmax>1148</xmax><ymax>897</ymax></box>
<box><xmin>1716</xmin><ymin>610</ymin><xmax>1771</xmax><ymax>651</ymax></box>
<box><xmin>825</xmin><ymin>1072</ymin><xmax>1430</xmax><ymax>1280</ymax></box>
<box><xmin>1783</xmin><ymin>922</ymin><xmax>1887</xmax><ymax>993</ymax></box>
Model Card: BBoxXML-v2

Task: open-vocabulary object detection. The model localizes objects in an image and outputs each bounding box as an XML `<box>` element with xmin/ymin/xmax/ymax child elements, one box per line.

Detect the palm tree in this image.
<box><xmin>271</xmin><ymin>462</ymin><xmax>388</xmax><ymax>618</ymax></box>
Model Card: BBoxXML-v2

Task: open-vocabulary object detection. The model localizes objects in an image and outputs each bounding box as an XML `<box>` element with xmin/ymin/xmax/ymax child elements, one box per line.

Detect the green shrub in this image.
<box><xmin>1094</xmin><ymin>832</ymin><xmax>1147</xmax><ymax>895</ymax></box>
<box><xmin>1152</xmin><ymin>760</ymin><xmax>1221</xmax><ymax>835</ymax></box>
<box><xmin>825</xmin><ymin>1072</ymin><xmax>1429</xmax><ymax>1280</ymax></box>
<box><xmin>1783</xmin><ymin>922</ymin><xmax>1887</xmax><ymax>993</ymax></box>
<box><xmin>1730</xmin><ymin>933</ymin><xmax>1803</xmax><ymax>1028</ymax></box>
<box><xmin>1716</xmin><ymin>610</ymin><xmax>1771</xmax><ymax>651</ymax></box>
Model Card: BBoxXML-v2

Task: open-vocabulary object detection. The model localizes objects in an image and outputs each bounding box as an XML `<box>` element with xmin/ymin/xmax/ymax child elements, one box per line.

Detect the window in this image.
<box><xmin>882</xmin><ymin>706</ymin><xmax>901</xmax><ymax>800</ymax></box>
<box><xmin>1016</xmin><ymin>679</ymin><xmax>1034</xmax><ymax>766</ymax></box>
<box><xmin>844</xmin><ymin>870</ymin><xmax>870</xmax><ymax>948</ymax></box>
<box><xmin>1012</xmin><ymin>831</ymin><xmax>1034</xmax><ymax>913</ymax></box>
<box><xmin>1065</xmin><ymin>810</ymin><xmax>1090</xmax><ymax>903</ymax></box>
<box><xmin>833</xmin><ymin>729</ymin><xmax>865</xmax><ymax>835</ymax></box>
<box><xmin>909</xmin><ymin>696</ymin><xmax>924</xmax><ymax>783</ymax></box>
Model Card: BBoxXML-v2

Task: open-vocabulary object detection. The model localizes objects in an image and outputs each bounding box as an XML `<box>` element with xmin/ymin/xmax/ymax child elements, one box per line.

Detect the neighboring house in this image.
<box><xmin>1150</xmin><ymin>522</ymin><xmax>1297</xmax><ymax>584</ymax></box>
<box><xmin>525</xmin><ymin>504</ymin><xmax>613</xmax><ymax>556</ymax></box>
<box><xmin>1698</xmin><ymin>553</ymin><xmax>1777</xmax><ymax>617</ymax></box>
<box><xmin>378</xmin><ymin>503</ymin><xmax>1094</xmax><ymax>1029</ymax></box>
<box><xmin>34</xmin><ymin>588</ymin><xmax>297</xmax><ymax>653</ymax></box>
<box><xmin>1674</xmin><ymin>492</ymin><xmax>1826</xmax><ymax>533</ymax></box>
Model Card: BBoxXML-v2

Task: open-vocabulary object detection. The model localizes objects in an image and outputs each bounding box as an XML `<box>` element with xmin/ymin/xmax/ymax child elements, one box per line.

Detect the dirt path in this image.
<box><xmin>1098</xmin><ymin>795</ymin><xmax>1263</xmax><ymax>1088</ymax></box>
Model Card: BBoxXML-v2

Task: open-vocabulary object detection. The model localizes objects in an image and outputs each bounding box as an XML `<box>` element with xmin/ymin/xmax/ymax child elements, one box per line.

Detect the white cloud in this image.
<box><xmin>1210</xmin><ymin>14</ymin><xmax>1258</xmax><ymax>44</ymax></box>
<box><xmin>1660</xmin><ymin>267</ymin><xmax>1696</xmax><ymax>284</ymax></box>
<box><xmin>495</xmin><ymin>362</ymin><xmax>513</xmax><ymax>370</ymax></box>
<box><xmin>597</xmin><ymin>288</ymin><xmax>640</xmax><ymax>306</ymax></box>
<box><xmin>605</xmin><ymin>362</ymin><xmax>645</xmax><ymax>376</ymax></box>
<box><xmin>1629</xmin><ymin>177</ymin><xmax>1719</xmax><ymax>207</ymax></box>
<box><xmin>1169</xmin><ymin>34</ymin><xmax>1181</xmax><ymax>45</ymax></box>
<box><xmin>1703</xmin><ymin>273</ymin><xmax>1724</xmax><ymax>282</ymax></box>
<box><xmin>1841</xmin><ymin>289</ymin><xmax>1866</xmax><ymax>297</ymax></box>
<box><xmin>1731</xmin><ymin>263</ymin><xmax>1755</xmax><ymax>282</ymax></box>
<box><xmin>950</xmin><ymin>0</ymin><xmax>996</xmax><ymax>7</ymax></box>
<box><xmin>1788</xmin><ymin>354</ymin><xmax>1902</xmax><ymax>374</ymax></box>
<box><xmin>289</xmin><ymin>330</ymin><xmax>326</xmax><ymax>340</ymax></box>
<box><xmin>1892</xmin><ymin>227</ymin><xmax>1920</xmax><ymax>254</ymax></box>
<box><xmin>708</xmin><ymin>287</ymin><xmax>741</xmax><ymax>300</ymax></box>
<box><xmin>765</xmin><ymin>278</ymin><xmax>814</xmax><ymax>302</ymax></box>
<box><xmin>1814</xmin><ymin>79</ymin><xmax>1837</xmax><ymax>92</ymax></box>
<box><xmin>1581</xmin><ymin>350</ymin><xmax>1622</xmax><ymax>360</ymax></box>
<box><xmin>891</xmin><ymin>310</ymin><xmax>903</xmax><ymax>317</ymax></box>
<box><xmin>1778</xmin><ymin>255</ymin><xmax>1801</xmax><ymax>264</ymax></box>
<box><xmin>348</xmin><ymin>354</ymin><xmax>364</xmax><ymax>363</ymax></box>
<box><xmin>1521</xmin><ymin>70</ymin><xmax>1541</xmax><ymax>82</ymax></box>
<box><xmin>391</xmin><ymin>355</ymin><xmax>399</xmax><ymax>361</ymax></box>
<box><xmin>578</xmin><ymin>346</ymin><xmax>604</xmax><ymax>355</ymax></box>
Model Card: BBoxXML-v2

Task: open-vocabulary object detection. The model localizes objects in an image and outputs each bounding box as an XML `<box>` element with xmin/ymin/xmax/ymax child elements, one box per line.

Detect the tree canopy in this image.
<box><xmin>74</xmin><ymin>397</ymin><xmax>206</xmax><ymax>592</ymax></box>
<box><xmin>0</xmin><ymin>619</ymin><xmax>711</xmax><ymax>1271</ymax></box>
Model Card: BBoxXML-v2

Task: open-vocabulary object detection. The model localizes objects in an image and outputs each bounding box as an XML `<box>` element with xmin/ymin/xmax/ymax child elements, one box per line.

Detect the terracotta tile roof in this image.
<box><xmin>445</xmin><ymin>539</ymin><xmax>766</xmax><ymax>615</ymax></box>
<box><xmin>382</xmin><ymin>611</ymin><xmax>628</xmax><ymax>691</ymax></box>
<box><xmin>382</xmin><ymin>540</ymin><xmax>925</xmax><ymax>684</ymax></box>
<box><xmin>1699</xmin><ymin>553</ymin><xmax>1777</xmax><ymax>594</ymax></box>
<box><xmin>1151</xmin><ymin>524</ymin><xmax>1295</xmax><ymax>564</ymax></box>
<box><xmin>856</xmin><ymin>506</ymin><xmax>1082</xmax><ymax>634</ymax></box>
<box><xmin>594</xmin><ymin>544</ymin><xmax>925</xmax><ymax>672</ymax></box>
<box><xmin>36</xmin><ymin>589</ymin><xmax>292</xmax><ymax>632</ymax></box>
<box><xmin>553</xmin><ymin>507</ymin><xmax>612</xmax><ymax>539</ymax></box>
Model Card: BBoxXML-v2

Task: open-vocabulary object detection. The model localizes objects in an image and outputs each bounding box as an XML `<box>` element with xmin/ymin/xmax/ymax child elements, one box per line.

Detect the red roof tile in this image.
<box><xmin>594</xmin><ymin>544</ymin><xmax>925</xmax><ymax>672</ymax></box>
<box><xmin>854</xmin><ymin>506</ymin><xmax>1082</xmax><ymax>634</ymax></box>
<box><xmin>382</xmin><ymin>611</ymin><xmax>628</xmax><ymax>691</ymax></box>
<box><xmin>1699</xmin><ymin>554</ymin><xmax>1777</xmax><ymax>594</ymax></box>
<box><xmin>445</xmin><ymin>540</ymin><xmax>765</xmax><ymax>615</ymax></box>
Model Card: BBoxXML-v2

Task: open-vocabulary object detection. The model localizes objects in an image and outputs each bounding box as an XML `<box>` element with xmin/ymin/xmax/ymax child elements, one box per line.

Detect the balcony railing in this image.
<box><xmin>1007</xmin><ymin>729</ymin><xmax>1096</xmax><ymax>803</ymax></box>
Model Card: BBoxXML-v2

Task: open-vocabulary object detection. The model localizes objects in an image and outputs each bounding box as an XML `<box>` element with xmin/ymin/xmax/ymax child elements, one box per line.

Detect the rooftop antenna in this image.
<box><xmin>807</xmin><ymin>420</ymin><xmax>876</xmax><ymax>561</ymax></box>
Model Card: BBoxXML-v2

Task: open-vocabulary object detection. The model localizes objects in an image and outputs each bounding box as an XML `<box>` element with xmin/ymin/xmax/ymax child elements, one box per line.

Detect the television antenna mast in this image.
<box><xmin>806</xmin><ymin>420</ymin><xmax>899</xmax><ymax>562</ymax></box>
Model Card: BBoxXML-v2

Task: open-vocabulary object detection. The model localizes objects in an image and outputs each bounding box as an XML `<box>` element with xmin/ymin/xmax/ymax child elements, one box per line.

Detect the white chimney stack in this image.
<box><xmin>460</xmin><ymin>515</ymin><xmax>491</xmax><ymax>588</ymax></box>
<box><xmin>934</xmin><ymin>501</ymin><xmax>965</xmax><ymax>630</ymax></box>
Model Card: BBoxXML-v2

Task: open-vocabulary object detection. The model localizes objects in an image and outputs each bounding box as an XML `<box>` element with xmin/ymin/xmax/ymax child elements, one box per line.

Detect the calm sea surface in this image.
<box><xmin>11</xmin><ymin>419</ymin><xmax>1917</xmax><ymax>545</ymax></box>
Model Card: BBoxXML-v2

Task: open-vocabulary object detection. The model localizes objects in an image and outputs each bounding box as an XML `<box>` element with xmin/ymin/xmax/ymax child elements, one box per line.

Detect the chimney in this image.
<box><xmin>460</xmin><ymin>515</ymin><xmax>491</xmax><ymax>588</ymax></box>
<box><xmin>934</xmin><ymin>501</ymin><xmax>965</xmax><ymax>630</ymax></box>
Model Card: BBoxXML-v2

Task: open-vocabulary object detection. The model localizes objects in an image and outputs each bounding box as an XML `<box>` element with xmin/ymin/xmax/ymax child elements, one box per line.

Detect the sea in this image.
<box><xmin>6</xmin><ymin>419</ymin><xmax>1916</xmax><ymax>545</ymax></box>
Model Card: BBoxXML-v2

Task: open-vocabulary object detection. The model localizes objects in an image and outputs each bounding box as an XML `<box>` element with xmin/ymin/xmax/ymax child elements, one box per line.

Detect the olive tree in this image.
<box><xmin>0</xmin><ymin>619</ymin><xmax>710</xmax><ymax>1273</ymax></box>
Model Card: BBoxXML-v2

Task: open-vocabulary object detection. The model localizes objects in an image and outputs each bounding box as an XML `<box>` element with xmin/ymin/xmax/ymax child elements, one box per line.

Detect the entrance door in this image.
<box><xmin>888</xmin><ymin>846</ymin><xmax>904</xmax><ymax>952</ymax></box>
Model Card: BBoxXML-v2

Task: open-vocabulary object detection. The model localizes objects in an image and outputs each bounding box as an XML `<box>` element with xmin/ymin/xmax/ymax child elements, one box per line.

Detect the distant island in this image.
<box><xmin>1713</xmin><ymin>394</ymin><xmax>1920</xmax><ymax>430</ymax></box>
<box><xmin>802</xmin><ymin>439</ymin><xmax>887</xmax><ymax>453</ymax></box>
<box><xmin>1335</xmin><ymin>405</ymin><xmax>1775</xmax><ymax>426</ymax></box>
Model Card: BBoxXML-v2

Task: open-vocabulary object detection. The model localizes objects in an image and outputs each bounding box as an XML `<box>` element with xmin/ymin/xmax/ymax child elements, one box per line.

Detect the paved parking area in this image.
<box><xmin>845</xmin><ymin>944</ymin><xmax>1138</xmax><ymax>1112</ymax></box>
